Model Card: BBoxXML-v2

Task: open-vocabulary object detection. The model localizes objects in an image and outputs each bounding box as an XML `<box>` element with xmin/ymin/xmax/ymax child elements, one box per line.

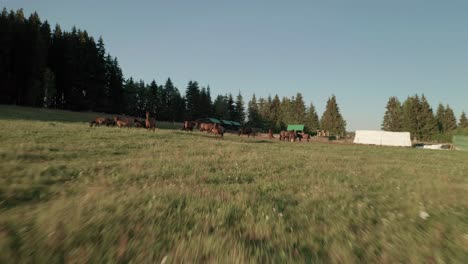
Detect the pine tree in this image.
<box><xmin>435</xmin><ymin>104</ymin><xmax>446</xmax><ymax>133</ymax></box>
<box><xmin>320</xmin><ymin>95</ymin><xmax>346</xmax><ymax>137</ymax></box>
<box><xmin>258</xmin><ymin>97</ymin><xmax>269</xmax><ymax>124</ymax></box>
<box><xmin>305</xmin><ymin>102</ymin><xmax>320</xmax><ymax>133</ymax></box>
<box><xmin>227</xmin><ymin>93</ymin><xmax>235</xmax><ymax>120</ymax></box>
<box><xmin>124</xmin><ymin>77</ymin><xmax>138</xmax><ymax>116</ymax></box>
<box><xmin>248</xmin><ymin>94</ymin><xmax>260</xmax><ymax>125</ymax></box>
<box><xmin>199</xmin><ymin>87</ymin><xmax>212</xmax><ymax>118</ymax></box>
<box><xmin>147</xmin><ymin>80</ymin><xmax>159</xmax><ymax>118</ymax></box>
<box><xmin>292</xmin><ymin>93</ymin><xmax>306</xmax><ymax>124</ymax></box>
<box><xmin>213</xmin><ymin>95</ymin><xmax>228</xmax><ymax>120</ymax></box>
<box><xmin>185</xmin><ymin>81</ymin><xmax>201</xmax><ymax>120</ymax></box>
<box><xmin>280</xmin><ymin>97</ymin><xmax>293</xmax><ymax>129</ymax></box>
<box><xmin>459</xmin><ymin>111</ymin><xmax>468</xmax><ymax>128</ymax></box>
<box><xmin>234</xmin><ymin>91</ymin><xmax>246</xmax><ymax>123</ymax></box>
<box><xmin>402</xmin><ymin>95</ymin><xmax>421</xmax><ymax>140</ymax></box>
<box><xmin>106</xmin><ymin>56</ymin><xmax>125</xmax><ymax>113</ymax></box>
<box><xmin>418</xmin><ymin>95</ymin><xmax>438</xmax><ymax>141</ymax></box>
<box><xmin>443</xmin><ymin>105</ymin><xmax>458</xmax><ymax>132</ymax></box>
<box><xmin>269</xmin><ymin>95</ymin><xmax>281</xmax><ymax>131</ymax></box>
<box><xmin>164</xmin><ymin>78</ymin><xmax>183</xmax><ymax>121</ymax></box>
<box><xmin>382</xmin><ymin>96</ymin><xmax>403</xmax><ymax>131</ymax></box>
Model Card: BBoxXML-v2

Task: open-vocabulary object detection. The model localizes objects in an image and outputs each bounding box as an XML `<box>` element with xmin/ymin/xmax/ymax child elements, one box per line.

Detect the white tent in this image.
<box><xmin>353</xmin><ymin>130</ymin><xmax>412</xmax><ymax>147</ymax></box>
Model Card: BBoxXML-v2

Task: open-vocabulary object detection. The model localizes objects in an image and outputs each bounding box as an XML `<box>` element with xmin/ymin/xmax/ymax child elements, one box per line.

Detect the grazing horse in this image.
<box><xmin>145</xmin><ymin>111</ymin><xmax>156</xmax><ymax>131</ymax></box>
<box><xmin>239</xmin><ymin>127</ymin><xmax>255</xmax><ymax>138</ymax></box>
<box><xmin>211</xmin><ymin>123</ymin><xmax>225</xmax><ymax>139</ymax></box>
<box><xmin>268</xmin><ymin>129</ymin><xmax>275</xmax><ymax>139</ymax></box>
<box><xmin>298</xmin><ymin>132</ymin><xmax>311</xmax><ymax>142</ymax></box>
<box><xmin>279</xmin><ymin>130</ymin><xmax>296</xmax><ymax>142</ymax></box>
<box><xmin>90</xmin><ymin>117</ymin><xmax>107</xmax><ymax>127</ymax></box>
<box><xmin>198</xmin><ymin>122</ymin><xmax>214</xmax><ymax>133</ymax></box>
<box><xmin>114</xmin><ymin>116</ymin><xmax>129</xmax><ymax>128</ymax></box>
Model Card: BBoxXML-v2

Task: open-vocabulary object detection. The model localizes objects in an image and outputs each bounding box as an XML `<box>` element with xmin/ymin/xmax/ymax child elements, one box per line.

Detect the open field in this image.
<box><xmin>0</xmin><ymin>106</ymin><xmax>467</xmax><ymax>263</ymax></box>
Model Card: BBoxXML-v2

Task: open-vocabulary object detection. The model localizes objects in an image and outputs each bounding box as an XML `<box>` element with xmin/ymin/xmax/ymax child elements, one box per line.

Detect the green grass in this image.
<box><xmin>0</xmin><ymin>106</ymin><xmax>467</xmax><ymax>263</ymax></box>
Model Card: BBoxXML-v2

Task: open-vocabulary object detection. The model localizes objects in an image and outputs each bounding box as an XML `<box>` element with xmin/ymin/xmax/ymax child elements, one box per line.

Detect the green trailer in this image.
<box><xmin>287</xmin><ymin>124</ymin><xmax>304</xmax><ymax>131</ymax></box>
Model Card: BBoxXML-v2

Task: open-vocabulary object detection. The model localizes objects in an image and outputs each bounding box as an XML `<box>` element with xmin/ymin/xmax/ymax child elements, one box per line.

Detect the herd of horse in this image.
<box><xmin>90</xmin><ymin>111</ymin><xmax>156</xmax><ymax>131</ymax></box>
<box><xmin>91</xmin><ymin>113</ymin><xmax>311</xmax><ymax>142</ymax></box>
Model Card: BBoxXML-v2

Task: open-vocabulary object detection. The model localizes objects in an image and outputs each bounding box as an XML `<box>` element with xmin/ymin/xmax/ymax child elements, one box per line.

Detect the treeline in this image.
<box><xmin>0</xmin><ymin>7</ymin><xmax>348</xmax><ymax>135</ymax></box>
<box><xmin>246</xmin><ymin>93</ymin><xmax>346</xmax><ymax>135</ymax></box>
<box><xmin>382</xmin><ymin>95</ymin><xmax>468</xmax><ymax>141</ymax></box>
<box><xmin>0</xmin><ymin>8</ymin><xmax>124</xmax><ymax>113</ymax></box>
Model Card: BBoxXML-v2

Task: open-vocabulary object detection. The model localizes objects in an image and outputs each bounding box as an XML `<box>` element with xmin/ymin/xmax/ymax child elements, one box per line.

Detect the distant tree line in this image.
<box><xmin>0</xmin><ymin>8</ymin><xmax>124</xmax><ymax>113</ymax></box>
<box><xmin>0</xmin><ymin>7</ymin><xmax>348</xmax><ymax>135</ymax></box>
<box><xmin>382</xmin><ymin>95</ymin><xmax>467</xmax><ymax>141</ymax></box>
<box><xmin>246</xmin><ymin>93</ymin><xmax>346</xmax><ymax>135</ymax></box>
<box><xmin>0</xmin><ymin>8</ymin><xmax>242</xmax><ymax>122</ymax></box>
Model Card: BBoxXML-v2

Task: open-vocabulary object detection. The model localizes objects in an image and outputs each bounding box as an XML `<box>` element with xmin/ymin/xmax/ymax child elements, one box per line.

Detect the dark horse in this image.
<box><xmin>212</xmin><ymin>123</ymin><xmax>225</xmax><ymax>139</ymax></box>
<box><xmin>182</xmin><ymin>121</ymin><xmax>195</xmax><ymax>131</ymax></box>
<box><xmin>239</xmin><ymin>127</ymin><xmax>255</xmax><ymax>138</ymax></box>
<box><xmin>134</xmin><ymin>118</ymin><xmax>146</xmax><ymax>128</ymax></box>
<box><xmin>145</xmin><ymin>111</ymin><xmax>156</xmax><ymax>131</ymax></box>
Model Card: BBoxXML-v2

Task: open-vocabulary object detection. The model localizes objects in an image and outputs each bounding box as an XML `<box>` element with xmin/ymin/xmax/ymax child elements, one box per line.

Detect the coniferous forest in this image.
<box><xmin>382</xmin><ymin>95</ymin><xmax>468</xmax><ymax>141</ymax></box>
<box><xmin>2</xmin><ymin>8</ymin><xmax>466</xmax><ymax>139</ymax></box>
<box><xmin>0</xmin><ymin>8</ymin><xmax>348</xmax><ymax>134</ymax></box>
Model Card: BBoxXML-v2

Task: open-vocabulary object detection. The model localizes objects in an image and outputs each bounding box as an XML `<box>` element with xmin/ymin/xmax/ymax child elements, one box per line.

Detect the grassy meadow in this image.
<box><xmin>0</xmin><ymin>105</ymin><xmax>467</xmax><ymax>263</ymax></box>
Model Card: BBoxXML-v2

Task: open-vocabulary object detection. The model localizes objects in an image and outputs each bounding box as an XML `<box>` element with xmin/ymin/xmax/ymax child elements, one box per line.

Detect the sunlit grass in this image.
<box><xmin>0</xmin><ymin>106</ymin><xmax>467</xmax><ymax>263</ymax></box>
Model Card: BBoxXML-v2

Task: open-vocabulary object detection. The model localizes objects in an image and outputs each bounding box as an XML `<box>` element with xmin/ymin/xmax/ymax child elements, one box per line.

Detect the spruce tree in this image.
<box><xmin>418</xmin><ymin>95</ymin><xmax>438</xmax><ymax>141</ymax></box>
<box><xmin>459</xmin><ymin>111</ymin><xmax>468</xmax><ymax>128</ymax></box>
<box><xmin>435</xmin><ymin>103</ymin><xmax>446</xmax><ymax>133</ymax></box>
<box><xmin>147</xmin><ymin>80</ymin><xmax>159</xmax><ymax>117</ymax></box>
<box><xmin>248</xmin><ymin>94</ymin><xmax>260</xmax><ymax>125</ymax></box>
<box><xmin>320</xmin><ymin>95</ymin><xmax>346</xmax><ymax>137</ymax></box>
<box><xmin>185</xmin><ymin>81</ymin><xmax>200</xmax><ymax>120</ymax></box>
<box><xmin>269</xmin><ymin>95</ymin><xmax>281</xmax><ymax>130</ymax></box>
<box><xmin>443</xmin><ymin>105</ymin><xmax>458</xmax><ymax>132</ymax></box>
<box><xmin>213</xmin><ymin>95</ymin><xmax>228</xmax><ymax>120</ymax></box>
<box><xmin>292</xmin><ymin>93</ymin><xmax>306</xmax><ymax>124</ymax></box>
<box><xmin>164</xmin><ymin>78</ymin><xmax>182</xmax><ymax>121</ymax></box>
<box><xmin>235</xmin><ymin>92</ymin><xmax>246</xmax><ymax>123</ymax></box>
<box><xmin>382</xmin><ymin>96</ymin><xmax>403</xmax><ymax>131</ymax></box>
<box><xmin>402</xmin><ymin>95</ymin><xmax>421</xmax><ymax>140</ymax></box>
<box><xmin>305</xmin><ymin>102</ymin><xmax>320</xmax><ymax>133</ymax></box>
<box><xmin>227</xmin><ymin>93</ymin><xmax>235</xmax><ymax>120</ymax></box>
<box><xmin>280</xmin><ymin>97</ymin><xmax>293</xmax><ymax>129</ymax></box>
<box><xmin>257</xmin><ymin>97</ymin><xmax>268</xmax><ymax>124</ymax></box>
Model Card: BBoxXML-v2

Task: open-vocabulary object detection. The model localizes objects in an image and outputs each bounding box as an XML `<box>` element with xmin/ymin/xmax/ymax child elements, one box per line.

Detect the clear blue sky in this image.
<box><xmin>2</xmin><ymin>0</ymin><xmax>467</xmax><ymax>130</ymax></box>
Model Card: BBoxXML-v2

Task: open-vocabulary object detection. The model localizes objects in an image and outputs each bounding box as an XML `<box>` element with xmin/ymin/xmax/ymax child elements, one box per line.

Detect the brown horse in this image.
<box><xmin>298</xmin><ymin>132</ymin><xmax>311</xmax><ymax>142</ymax></box>
<box><xmin>90</xmin><ymin>117</ymin><xmax>107</xmax><ymax>127</ymax></box>
<box><xmin>145</xmin><ymin>111</ymin><xmax>156</xmax><ymax>131</ymax></box>
<box><xmin>198</xmin><ymin>122</ymin><xmax>214</xmax><ymax>133</ymax></box>
<box><xmin>239</xmin><ymin>127</ymin><xmax>255</xmax><ymax>138</ymax></box>
<box><xmin>268</xmin><ymin>129</ymin><xmax>275</xmax><ymax>139</ymax></box>
<box><xmin>114</xmin><ymin>116</ymin><xmax>129</xmax><ymax>128</ymax></box>
<box><xmin>211</xmin><ymin>123</ymin><xmax>225</xmax><ymax>139</ymax></box>
<box><xmin>279</xmin><ymin>130</ymin><xmax>296</xmax><ymax>142</ymax></box>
